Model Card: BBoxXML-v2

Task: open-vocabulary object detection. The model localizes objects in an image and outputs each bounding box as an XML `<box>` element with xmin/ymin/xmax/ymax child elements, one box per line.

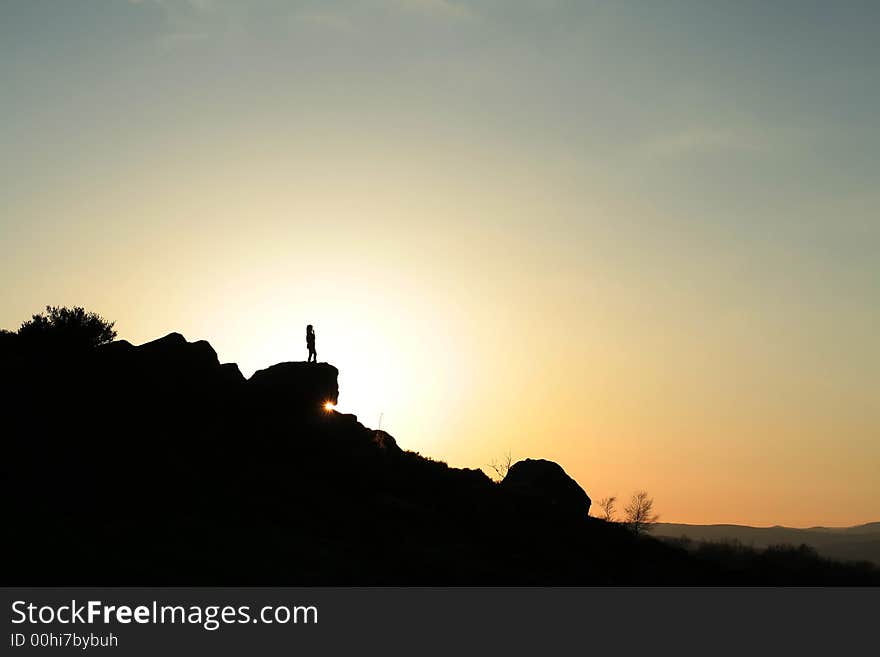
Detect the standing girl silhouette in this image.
<box><xmin>306</xmin><ymin>324</ymin><xmax>317</xmax><ymax>363</ymax></box>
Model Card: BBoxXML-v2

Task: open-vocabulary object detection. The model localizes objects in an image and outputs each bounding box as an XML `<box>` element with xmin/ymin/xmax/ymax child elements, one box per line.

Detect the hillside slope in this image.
<box><xmin>2</xmin><ymin>332</ymin><xmax>877</xmax><ymax>585</ymax></box>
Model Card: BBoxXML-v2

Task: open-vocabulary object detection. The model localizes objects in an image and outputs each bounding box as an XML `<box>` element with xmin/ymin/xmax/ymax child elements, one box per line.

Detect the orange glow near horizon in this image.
<box><xmin>2</xmin><ymin>177</ymin><xmax>877</xmax><ymax>527</ymax></box>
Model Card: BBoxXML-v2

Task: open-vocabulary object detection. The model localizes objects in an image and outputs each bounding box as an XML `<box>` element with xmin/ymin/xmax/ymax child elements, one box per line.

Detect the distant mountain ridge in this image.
<box><xmin>653</xmin><ymin>522</ymin><xmax>880</xmax><ymax>565</ymax></box>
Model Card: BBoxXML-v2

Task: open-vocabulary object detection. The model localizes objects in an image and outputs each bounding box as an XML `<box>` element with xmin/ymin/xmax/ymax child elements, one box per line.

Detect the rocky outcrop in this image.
<box><xmin>96</xmin><ymin>335</ymin><xmax>335</xmax><ymax>405</ymax></box>
<box><xmin>93</xmin><ymin>332</ymin><xmax>234</xmax><ymax>393</ymax></box>
<box><xmin>135</xmin><ymin>332</ymin><xmax>218</xmax><ymax>366</ymax></box>
<box><xmin>501</xmin><ymin>458</ymin><xmax>591</xmax><ymax>519</ymax></box>
<box><xmin>248</xmin><ymin>361</ymin><xmax>339</xmax><ymax>409</ymax></box>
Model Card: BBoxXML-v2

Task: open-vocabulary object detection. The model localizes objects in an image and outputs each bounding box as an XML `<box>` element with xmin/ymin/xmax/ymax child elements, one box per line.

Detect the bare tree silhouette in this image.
<box><xmin>623</xmin><ymin>490</ymin><xmax>659</xmax><ymax>536</ymax></box>
<box><xmin>487</xmin><ymin>451</ymin><xmax>514</xmax><ymax>482</ymax></box>
<box><xmin>596</xmin><ymin>496</ymin><xmax>617</xmax><ymax>522</ymax></box>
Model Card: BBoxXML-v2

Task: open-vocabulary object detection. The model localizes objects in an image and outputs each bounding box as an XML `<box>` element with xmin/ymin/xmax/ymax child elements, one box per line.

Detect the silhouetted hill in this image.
<box><xmin>653</xmin><ymin>522</ymin><xmax>880</xmax><ymax>565</ymax></box>
<box><xmin>1</xmin><ymin>332</ymin><xmax>877</xmax><ymax>584</ymax></box>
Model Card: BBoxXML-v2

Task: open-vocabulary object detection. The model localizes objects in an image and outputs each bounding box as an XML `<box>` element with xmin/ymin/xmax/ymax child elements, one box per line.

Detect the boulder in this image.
<box><xmin>248</xmin><ymin>362</ymin><xmax>339</xmax><ymax>410</ymax></box>
<box><xmin>501</xmin><ymin>458</ymin><xmax>591</xmax><ymax>518</ymax></box>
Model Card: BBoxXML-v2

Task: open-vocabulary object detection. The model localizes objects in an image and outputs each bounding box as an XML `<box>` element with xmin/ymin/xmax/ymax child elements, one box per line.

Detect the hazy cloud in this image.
<box><xmin>386</xmin><ymin>0</ymin><xmax>475</xmax><ymax>20</ymax></box>
<box><xmin>636</xmin><ymin>127</ymin><xmax>766</xmax><ymax>159</ymax></box>
<box><xmin>130</xmin><ymin>0</ymin><xmax>477</xmax><ymax>46</ymax></box>
<box><xmin>292</xmin><ymin>11</ymin><xmax>358</xmax><ymax>33</ymax></box>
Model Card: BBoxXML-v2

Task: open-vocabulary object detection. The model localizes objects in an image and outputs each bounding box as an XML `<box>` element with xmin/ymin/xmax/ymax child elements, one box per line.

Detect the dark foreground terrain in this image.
<box><xmin>2</xmin><ymin>332</ymin><xmax>877</xmax><ymax>584</ymax></box>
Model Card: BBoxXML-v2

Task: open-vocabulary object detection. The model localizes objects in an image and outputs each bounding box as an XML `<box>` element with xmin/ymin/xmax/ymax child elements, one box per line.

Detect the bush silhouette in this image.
<box><xmin>18</xmin><ymin>305</ymin><xmax>117</xmax><ymax>351</ymax></box>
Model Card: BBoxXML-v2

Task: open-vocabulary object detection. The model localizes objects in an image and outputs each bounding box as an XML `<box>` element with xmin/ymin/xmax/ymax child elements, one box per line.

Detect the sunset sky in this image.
<box><xmin>2</xmin><ymin>1</ymin><xmax>878</xmax><ymax>527</ymax></box>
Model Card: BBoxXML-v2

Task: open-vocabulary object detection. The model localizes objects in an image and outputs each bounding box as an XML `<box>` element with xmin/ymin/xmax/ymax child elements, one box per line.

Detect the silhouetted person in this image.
<box><xmin>306</xmin><ymin>324</ymin><xmax>317</xmax><ymax>363</ymax></box>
